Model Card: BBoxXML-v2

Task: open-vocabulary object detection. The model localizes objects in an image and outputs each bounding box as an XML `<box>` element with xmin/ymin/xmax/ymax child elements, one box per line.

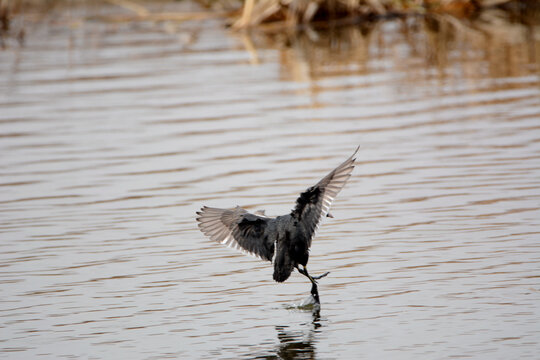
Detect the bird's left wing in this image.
<box><xmin>291</xmin><ymin>146</ymin><xmax>359</xmax><ymax>247</ymax></box>
<box><xmin>196</xmin><ymin>206</ymin><xmax>274</xmax><ymax>261</ymax></box>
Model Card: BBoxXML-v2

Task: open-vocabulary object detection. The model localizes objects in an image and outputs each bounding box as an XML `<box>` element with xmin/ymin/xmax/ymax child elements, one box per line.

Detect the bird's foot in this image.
<box><xmin>312</xmin><ymin>271</ymin><xmax>330</xmax><ymax>280</ymax></box>
<box><xmin>297</xmin><ymin>267</ymin><xmax>330</xmax><ymax>285</ymax></box>
<box><xmin>310</xmin><ymin>282</ymin><xmax>320</xmax><ymax>304</ymax></box>
<box><xmin>309</xmin><ymin>272</ymin><xmax>329</xmax><ymax>305</ymax></box>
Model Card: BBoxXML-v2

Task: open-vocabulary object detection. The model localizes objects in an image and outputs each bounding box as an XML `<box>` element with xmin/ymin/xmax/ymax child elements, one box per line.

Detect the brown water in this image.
<box><xmin>1</xmin><ymin>3</ymin><xmax>540</xmax><ymax>359</ymax></box>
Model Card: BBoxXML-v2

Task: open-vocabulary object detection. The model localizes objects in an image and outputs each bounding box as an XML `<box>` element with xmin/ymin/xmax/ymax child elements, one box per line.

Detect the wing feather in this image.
<box><xmin>291</xmin><ymin>146</ymin><xmax>359</xmax><ymax>247</ymax></box>
<box><xmin>196</xmin><ymin>206</ymin><xmax>274</xmax><ymax>261</ymax></box>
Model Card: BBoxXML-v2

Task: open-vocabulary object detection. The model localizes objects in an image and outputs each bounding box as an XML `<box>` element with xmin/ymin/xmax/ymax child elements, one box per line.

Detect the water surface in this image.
<box><xmin>1</xmin><ymin>3</ymin><xmax>540</xmax><ymax>359</ymax></box>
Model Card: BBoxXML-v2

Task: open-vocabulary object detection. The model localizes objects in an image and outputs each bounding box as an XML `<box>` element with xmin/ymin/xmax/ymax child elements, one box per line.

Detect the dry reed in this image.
<box><xmin>0</xmin><ymin>0</ymin><xmax>536</xmax><ymax>38</ymax></box>
<box><xmin>230</xmin><ymin>0</ymin><xmax>529</xmax><ymax>28</ymax></box>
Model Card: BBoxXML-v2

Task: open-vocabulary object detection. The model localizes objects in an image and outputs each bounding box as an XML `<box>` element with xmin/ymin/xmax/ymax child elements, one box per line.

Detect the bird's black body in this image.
<box><xmin>272</xmin><ymin>214</ymin><xmax>310</xmax><ymax>282</ymax></box>
<box><xmin>196</xmin><ymin>147</ymin><xmax>358</xmax><ymax>303</ymax></box>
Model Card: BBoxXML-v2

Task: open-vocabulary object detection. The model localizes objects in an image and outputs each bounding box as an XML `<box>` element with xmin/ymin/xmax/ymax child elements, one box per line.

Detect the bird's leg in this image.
<box><xmin>297</xmin><ymin>266</ymin><xmax>330</xmax><ymax>305</ymax></box>
<box><xmin>297</xmin><ymin>265</ymin><xmax>317</xmax><ymax>284</ymax></box>
<box><xmin>297</xmin><ymin>265</ymin><xmax>330</xmax><ymax>284</ymax></box>
<box><xmin>295</xmin><ymin>266</ymin><xmax>320</xmax><ymax>303</ymax></box>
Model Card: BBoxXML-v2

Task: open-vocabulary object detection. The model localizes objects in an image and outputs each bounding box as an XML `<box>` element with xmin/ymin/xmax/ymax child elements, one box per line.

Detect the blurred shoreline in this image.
<box><xmin>0</xmin><ymin>1</ymin><xmax>538</xmax><ymax>84</ymax></box>
<box><xmin>0</xmin><ymin>0</ymin><xmax>538</xmax><ymax>44</ymax></box>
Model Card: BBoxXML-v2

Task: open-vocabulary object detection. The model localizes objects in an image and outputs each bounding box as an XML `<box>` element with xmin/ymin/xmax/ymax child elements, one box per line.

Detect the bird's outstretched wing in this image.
<box><xmin>196</xmin><ymin>206</ymin><xmax>274</xmax><ymax>261</ymax></box>
<box><xmin>291</xmin><ymin>146</ymin><xmax>359</xmax><ymax>247</ymax></box>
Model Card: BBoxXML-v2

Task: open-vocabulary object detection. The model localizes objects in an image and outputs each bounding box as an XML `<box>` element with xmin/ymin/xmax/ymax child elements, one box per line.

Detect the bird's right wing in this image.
<box><xmin>291</xmin><ymin>146</ymin><xmax>358</xmax><ymax>246</ymax></box>
<box><xmin>196</xmin><ymin>206</ymin><xmax>274</xmax><ymax>261</ymax></box>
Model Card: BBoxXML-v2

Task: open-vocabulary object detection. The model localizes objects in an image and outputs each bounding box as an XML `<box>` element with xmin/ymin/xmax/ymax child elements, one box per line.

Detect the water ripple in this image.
<box><xmin>1</xmin><ymin>4</ymin><xmax>539</xmax><ymax>360</ymax></box>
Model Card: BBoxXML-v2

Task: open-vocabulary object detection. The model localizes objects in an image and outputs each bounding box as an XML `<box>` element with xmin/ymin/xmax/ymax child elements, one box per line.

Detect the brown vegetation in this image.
<box><xmin>0</xmin><ymin>0</ymin><xmax>537</xmax><ymax>43</ymax></box>
<box><xmin>229</xmin><ymin>0</ymin><xmax>528</xmax><ymax>29</ymax></box>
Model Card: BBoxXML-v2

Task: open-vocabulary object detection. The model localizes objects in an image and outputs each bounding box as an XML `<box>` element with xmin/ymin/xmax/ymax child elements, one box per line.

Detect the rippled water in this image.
<box><xmin>1</xmin><ymin>3</ymin><xmax>540</xmax><ymax>359</ymax></box>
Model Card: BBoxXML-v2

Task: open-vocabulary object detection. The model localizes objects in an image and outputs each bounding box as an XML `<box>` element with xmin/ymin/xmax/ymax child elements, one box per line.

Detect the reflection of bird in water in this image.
<box><xmin>196</xmin><ymin>147</ymin><xmax>358</xmax><ymax>303</ymax></box>
<box><xmin>253</xmin><ymin>309</ymin><xmax>323</xmax><ymax>360</ymax></box>
<box><xmin>274</xmin><ymin>324</ymin><xmax>317</xmax><ymax>360</ymax></box>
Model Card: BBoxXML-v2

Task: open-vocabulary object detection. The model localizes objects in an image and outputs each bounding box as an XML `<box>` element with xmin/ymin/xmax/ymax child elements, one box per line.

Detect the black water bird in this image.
<box><xmin>196</xmin><ymin>147</ymin><xmax>358</xmax><ymax>303</ymax></box>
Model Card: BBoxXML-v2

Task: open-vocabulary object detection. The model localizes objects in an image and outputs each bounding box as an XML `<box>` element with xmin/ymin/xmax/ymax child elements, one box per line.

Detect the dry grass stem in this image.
<box><xmin>231</xmin><ymin>0</ymin><xmax>525</xmax><ymax>29</ymax></box>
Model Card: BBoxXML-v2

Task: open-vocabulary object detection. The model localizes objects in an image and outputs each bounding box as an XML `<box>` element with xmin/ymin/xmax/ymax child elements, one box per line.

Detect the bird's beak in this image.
<box><xmin>326</xmin><ymin>212</ymin><xmax>334</xmax><ymax>218</ymax></box>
